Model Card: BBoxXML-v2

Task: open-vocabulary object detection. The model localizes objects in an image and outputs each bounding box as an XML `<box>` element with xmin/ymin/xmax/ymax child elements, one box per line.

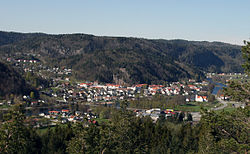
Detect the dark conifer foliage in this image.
<box><xmin>0</xmin><ymin>31</ymin><xmax>243</xmax><ymax>84</ymax></box>
<box><xmin>0</xmin><ymin>62</ymin><xmax>29</xmax><ymax>97</ymax></box>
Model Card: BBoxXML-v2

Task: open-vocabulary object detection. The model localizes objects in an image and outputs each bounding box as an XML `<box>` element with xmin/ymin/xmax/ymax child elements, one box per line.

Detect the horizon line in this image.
<box><xmin>0</xmin><ymin>29</ymin><xmax>245</xmax><ymax>46</ymax></box>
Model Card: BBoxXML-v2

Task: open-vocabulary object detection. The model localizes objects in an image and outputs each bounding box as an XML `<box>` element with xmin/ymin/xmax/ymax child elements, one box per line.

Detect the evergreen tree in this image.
<box><xmin>0</xmin><ymin>106</ymin><xmax>41</xmax><ymax>154</ymax></box>
<box><xmin>224</xmin><ymin>41</ymin><xmax>250</xmax><ymax>103</ymax></box>
<box><xmin>198</xmin><ymin>108</ymin><xmax>249</xmax><ymax>153</ymax></box>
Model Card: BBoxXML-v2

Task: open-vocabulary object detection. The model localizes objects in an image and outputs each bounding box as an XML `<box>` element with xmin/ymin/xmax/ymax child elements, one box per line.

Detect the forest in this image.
<box><xmin>0</xmin><ymin>31</ymin><xmax>243</xmax><ymax>84</ymax></box>
<box><xmin>0</xmin><ymin>103</ymin><xmax>249</xmax><ymax>154</ymax></box>
<box><xmin>0</xmin><ymin>62</ymin><xmax>30</xmax><ymax>97</ymax></box>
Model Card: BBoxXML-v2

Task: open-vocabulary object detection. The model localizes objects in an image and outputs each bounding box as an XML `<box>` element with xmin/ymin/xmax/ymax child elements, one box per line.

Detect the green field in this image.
<box><xmin>215</xmin><ymin>103</ymin><xmax>237</xmax><ymax>113</ymax></box>
<box><xmin>95</xmin><ymin>118</ymin><xmax>110</xmax><ymax>124</ymax></box>
<box><xmin>36</xmin><ymin>126</ymin><xmax>54</xmax><ymax>136</ymax></box>
<box><xmin>174</xmin><ymin>101</ymin><xmax>219</xmax><ymax>112</ymax></box>
<box><xmin>0</xmin><ymin>104</ymin><xmax>10</xmax><ymax>109</ymax></box>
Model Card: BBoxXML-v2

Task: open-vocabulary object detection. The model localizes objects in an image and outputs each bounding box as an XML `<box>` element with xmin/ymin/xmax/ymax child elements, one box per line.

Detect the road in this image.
<box><xmin>211</xmin><ymin>97</ymin><xmax>242</xmax><ymax>111</ymax></box>
<box><xmin>211</xmin><ymin>98</ymin><xmax>228</xmax><ymax>111</ymax></box>
<box><xmin>191</xmin><ymin>97</ymin><xmax>243</xmax><ymax>121</ymax></box>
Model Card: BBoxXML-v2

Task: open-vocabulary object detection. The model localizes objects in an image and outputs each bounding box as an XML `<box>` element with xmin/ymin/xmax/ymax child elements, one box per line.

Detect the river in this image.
<box><xmin>206</xmin><ymin>78</ymin><xmax>227</xmax><ymax>95</ymax></box>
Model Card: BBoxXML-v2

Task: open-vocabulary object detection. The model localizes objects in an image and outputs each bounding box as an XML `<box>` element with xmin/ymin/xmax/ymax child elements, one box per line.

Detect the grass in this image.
<box><xmin>0</xmin><ymin>104</ymin><xmax>10</xmax><ymax>109</ymax></box>
<box><xmin>51</xmin><ymin>87</ymin><xmax>60</xmax><ymax>92</ymax></box>
<box><xmin>215</xmin><ymin>103</ymin><xmax>237</xmax><ymax>113</ymax></box>
<box><xmin>36</xmin><ymin>125</ymin><xmax>60</xmax><ymax>136</ymax></box>
<box><xmin>95</xmin><ymin>118</ymin><xmax>110</xmax><ymax>124</ymax></box>
<box><xmin>175</xmin><ymin>104</ymin><xmax>201</xmax><ymax>112</ymax></box>
<box><xmin>36</xmin><ymin>127</ymin><xmax>50</xmax><ymax>135</ymax></box>
<box><xmin>222</xmin><ymin>107</ymin><xmax>237</xmax><ymax>112</ymax></box>
<box><xmin>174</xmin><ymin>101</ymin><xmax>220</xmax><ymax>112</ymax></box>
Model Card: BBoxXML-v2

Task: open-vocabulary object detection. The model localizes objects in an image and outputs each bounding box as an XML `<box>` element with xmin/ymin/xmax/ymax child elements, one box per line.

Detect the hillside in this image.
<box><xmin>0</xmin><ymin>61</ymin><xmax>29</xmax><ymax>97</ymax></box>
<box><xmin>0</xmin><ymin>31</ymin><xmax>243</xmax><ymax>84</ymax></box>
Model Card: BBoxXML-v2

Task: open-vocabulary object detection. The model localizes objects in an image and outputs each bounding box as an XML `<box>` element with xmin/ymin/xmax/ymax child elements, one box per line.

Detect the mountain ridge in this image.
<box><xmin>0</xmin><ymin>31</ymin><xmax>242</xmax><ymax>46</ymax></box>
<box><xmin>0</xmin><ymin>31</ymin><xmax>243</xmax><ymax>84</ymax></box>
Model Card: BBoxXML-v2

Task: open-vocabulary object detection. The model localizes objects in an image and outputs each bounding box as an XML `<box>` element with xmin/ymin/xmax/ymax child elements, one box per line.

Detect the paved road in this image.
<box><xmin>191</xmin><ymin>97</ymin><xmax>242</xmax><ymax>121</ymax></box>
<box><xmin>212</xmin><ymin>98</ymin><xmax>228</xmax><ymax>111</ymax></box>
<box><xmin>211</xmin><ymin>97</ymin><xmax>242</xmax><ymax>111</ymax></box>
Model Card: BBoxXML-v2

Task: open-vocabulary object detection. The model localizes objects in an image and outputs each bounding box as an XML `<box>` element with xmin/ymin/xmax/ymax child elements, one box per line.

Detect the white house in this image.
<box><xmin>195</xmin><ymin>95</ymin><xmax>208</xmax><ymax>102</ymax></box>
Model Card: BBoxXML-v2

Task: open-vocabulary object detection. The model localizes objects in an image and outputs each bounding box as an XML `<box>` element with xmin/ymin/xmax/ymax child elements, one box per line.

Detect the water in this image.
<box><xmin>207</xmin><ymin>78</ymin><xmax>227</xmax><ymax>95</ymax></box>
<box><xmin>212</xmin><ymin>85</ymin><xmax>226</xmax><ymax>95</ymax></box>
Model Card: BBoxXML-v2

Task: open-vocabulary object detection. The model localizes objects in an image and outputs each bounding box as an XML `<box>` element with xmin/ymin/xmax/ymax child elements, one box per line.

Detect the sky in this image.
<box><xmin>0</xmin><ymin>0</ymin><xmax>249</xmax><ymax>45</ymax></box>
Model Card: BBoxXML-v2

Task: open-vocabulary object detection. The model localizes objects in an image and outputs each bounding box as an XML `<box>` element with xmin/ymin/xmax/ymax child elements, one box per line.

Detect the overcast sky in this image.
<box><xmin>1</xmin><ymin>0</ymin><xmax>249</xmax><ymax>45</ymax></box>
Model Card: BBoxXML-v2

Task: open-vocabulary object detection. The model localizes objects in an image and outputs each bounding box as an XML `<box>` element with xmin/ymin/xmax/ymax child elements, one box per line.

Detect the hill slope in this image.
<box><xmin>0</xmin><ymin>31</ymin><xmax>243</xmax><ymax>84</ymax></box>
<box><xmin>0</xmin><ymin>61</ymin><xmax>29</xmax><ymax>97</ymax></box>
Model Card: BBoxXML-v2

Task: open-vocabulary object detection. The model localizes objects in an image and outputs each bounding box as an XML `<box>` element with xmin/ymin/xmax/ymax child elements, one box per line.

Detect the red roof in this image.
<box><xmin>106</xmin><ymin>84</ymin><xmax>120</xmax><ymax>87</ymax></box>
<box><xmin>152</xmin><ymin>87</ymin><xmax>159</xmax><ymax>90</ymax></box>
<box><xmin>49</xmin><ymin>111</ymin><xmax>60</xmax><ymax>113</ymax></box>
<box><xmin>202</xmin><ymin>96</ymin><xmax>207</xmax><ymax>99</ymax></box>
<box><xmin>149</xmin><ymin>85</ymin><xmax>164</xmax><ymax>88</ymax></box>
<box><xmin>92</xmin><ymin>86</ymin><xmax>102</xmax><ymax>89</ymax></box>
<box><xmin>80</xmin><ymin>83</ymin><xmax>93</xmax><ymax>86</ymax></box>
<box><xmin>135</xmin><ymin>84</ymin><xmax>147</xmax><ymax>87</ymax></box>
<box><xmin>62</xmin><ymin>109</ymin><xmax>69</xmax><ymax>112</ymax></box>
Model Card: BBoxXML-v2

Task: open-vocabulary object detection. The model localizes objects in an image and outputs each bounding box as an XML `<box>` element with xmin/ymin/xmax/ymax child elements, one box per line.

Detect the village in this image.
<box><xmin>0</xmin><ymin>56</ymin><xmax>246</xmax><ymax>127</ymax></box>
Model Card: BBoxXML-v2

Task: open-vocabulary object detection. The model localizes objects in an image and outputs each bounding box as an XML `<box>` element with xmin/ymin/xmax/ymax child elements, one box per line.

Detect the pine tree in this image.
<box><xmin>0</xmin><ymin>106</ymin><xmax>41</xmax><ymax>153</ymax></box>
<box><xmin>224</xmin><ymin>41</ymin><xmax>250</xmax><ymax>103</ymax></box>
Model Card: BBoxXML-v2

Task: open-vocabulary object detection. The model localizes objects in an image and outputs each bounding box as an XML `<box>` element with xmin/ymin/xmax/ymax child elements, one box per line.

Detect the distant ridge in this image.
<box><xmin>0</xmin><ymin>31</ymin><xmax>243</xmax><ymax>84</ymax></box>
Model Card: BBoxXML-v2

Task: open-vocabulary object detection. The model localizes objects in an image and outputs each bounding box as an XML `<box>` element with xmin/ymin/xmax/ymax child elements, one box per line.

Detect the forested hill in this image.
<box><xmin>0</xmin><ymin>61</ymin><xmax>29</xmax><ymax>97</ymax></box>
<box><xmin>0</xmin><ymin>31</ymin><xmax>243</xmax><ymax>84</ymax></box>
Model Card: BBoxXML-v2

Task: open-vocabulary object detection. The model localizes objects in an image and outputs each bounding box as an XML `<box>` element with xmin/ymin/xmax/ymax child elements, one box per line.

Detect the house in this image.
<box><xmin>219</xmin><ymin>94</ymin><xmax>229</xmax><ymax>100</ymax></box>
<box><xmin>106</xmin><ymin>84</ymin><xmax>121</xmax><ymax>89</ymax></box>
<box><xmin>39</xmin><ymin>113</ymin><xmax>45</xmax><ymax>117</ymax></box>
<box><xmin>49</xmin><ymin>111</ymin><xmax>60</xmax><ymax>115</ymax></box>
<box><xmin>146</xmin><ymin>108</ymin><xmax>161</xmax><ymax>114</ymax></box>
<box><xmin>31</xmin><ymin>101</ymin><xmax>38</xmax><ymax>106</ymax></box>
<box><xmin>68</xmin><ymin>116</ymin><xmax>76</xmax><ymax>122</ymax></box>
<box><xmin>136</xmin><ymin>84</ymin><xmax>147</xmax><ymax>87</ymax></box>
<box><xmin>189</xmin><ymin>79</ymin><xmax>196</xmax><ymax>82</ymax></box>
<box><xmin>79</xmin><ymin>83</ymin><xmax>93</xmax><ymax>88</ymax></box>
<box><xmin>7</xmin><ymin>58</ymin><xmax>11</xmax><ymax>62</ymax></box>
<box><xmin>75</xmin><ymin>111</ymin><xmax>82</xmax><ymax>116</ymax></box>
<box><xmin>195</xmin><ymin>95</ymin><xmax>208</xmax><ymax>102</ymax></box>
<box><xmin>62</xmin><ymin>109</ymin><xmax>70</xmax><ymax>113</ymax></box>
<box><xmin>188</xmin><ymin>85</ymin><xmax>196</xmax><ymax>89</ymax></box>
<box><xmin>61</xmin><ymin>119</ymin><xmax>68</xmax><ymax>124</ymax></box>
<box><xmin>7</xmin><ymin>100</ymin><xmax>13</xmax><ymax>105</ymax></box>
